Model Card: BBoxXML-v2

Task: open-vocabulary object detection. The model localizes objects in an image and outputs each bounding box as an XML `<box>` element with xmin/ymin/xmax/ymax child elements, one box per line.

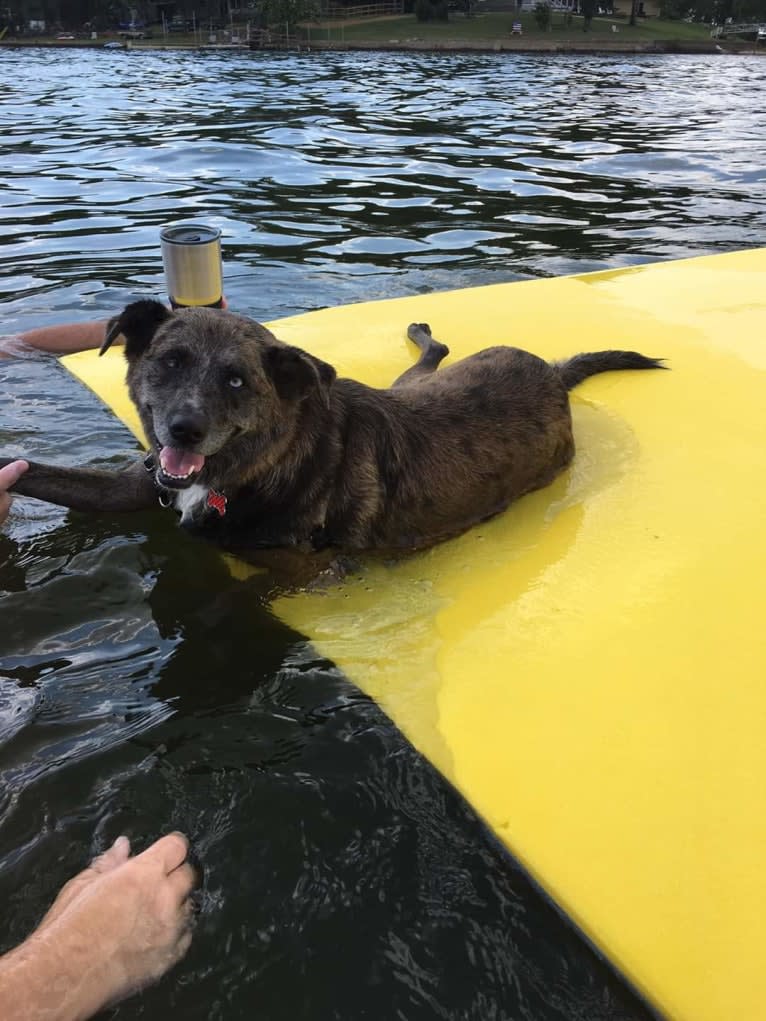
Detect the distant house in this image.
<box><xmin>518</xmin><ymin>0</ymin><xmax>614</xmax><ymax>11</ymax></box>
<box><xmin>519</xmin><ymin>0</ymin><xmax>576</xmax><ymax>10</ymax></box>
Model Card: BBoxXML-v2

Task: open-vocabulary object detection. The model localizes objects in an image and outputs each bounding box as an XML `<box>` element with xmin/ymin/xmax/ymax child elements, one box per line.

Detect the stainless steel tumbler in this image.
<box><xmin>160</xmin><ymin>223</ymin><xmax>223</xmax><ymax>308</ymax></box>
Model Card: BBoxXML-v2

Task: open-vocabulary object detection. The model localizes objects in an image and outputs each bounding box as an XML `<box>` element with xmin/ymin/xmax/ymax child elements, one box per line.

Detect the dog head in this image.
<box><xmin>102</xmin><ymin>300</ymin><xmax>336</xmax><ymax>491</ymax></box>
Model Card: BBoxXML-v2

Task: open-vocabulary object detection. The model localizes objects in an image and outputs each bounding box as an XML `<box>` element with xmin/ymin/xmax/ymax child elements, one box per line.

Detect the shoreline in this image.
<box><xmin>271</xmin><ymin>37</ymin><xmax>752</xmax><ymax>54</ymax></box>
<box><xmin>2</xmin><ymin>36</ymin><xmax>761</xmax><ymax>56</ymax></box>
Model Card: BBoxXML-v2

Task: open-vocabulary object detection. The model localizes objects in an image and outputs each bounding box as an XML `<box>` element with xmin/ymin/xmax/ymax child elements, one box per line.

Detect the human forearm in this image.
<box><xmin>0</xmin><ymin>833</ymin><xmax>194</xmax><ymax>1021</ymax></box>
<box><xmin>12</xmin><ymin>299</ymin><xmax>228</xmax><ymax>356</ymax></box>
<box><xmin>0</xmin><ymin>935</ymin><xmax>97</xmax><ymax>1021</ymax></box>
<box><xmin>17</xmin><ymin>320</ymin><xmax>111</xmax><ymax>355</ymax></box>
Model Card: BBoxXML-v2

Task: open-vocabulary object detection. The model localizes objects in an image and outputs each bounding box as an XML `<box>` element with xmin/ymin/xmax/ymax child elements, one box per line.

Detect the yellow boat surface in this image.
<box><xmin>63</xmin><ymin>249</ymin><xmax>766</xmax><ymax>1021</ymax></box>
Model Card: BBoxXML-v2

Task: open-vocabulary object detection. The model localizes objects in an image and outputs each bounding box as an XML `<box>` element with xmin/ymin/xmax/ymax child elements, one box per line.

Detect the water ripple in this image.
<box><xmin>1</xmin><ymin>48</ymin><xmax>764</xmax><ymax>325</ymax></box>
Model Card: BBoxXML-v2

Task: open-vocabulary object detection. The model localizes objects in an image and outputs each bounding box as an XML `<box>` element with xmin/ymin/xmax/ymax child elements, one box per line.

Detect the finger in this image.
<box><xmin>0</xmin><ymin>460</ymin><xmax>28</xmax><ymax>489</ymax></box>
<box><xmin>165</xmin><ymin>861</ymin><xmax>196</xmax><ymax>906</ymax></box>
<box><xmin>90</xmin><ymin>834</ymin><xmax>132</xmax><ymax>874</ymax></box>
<box><xmin>137</xmin><ymin>831</ymin><xmax>189</xmax><ymax>875</ymax></box>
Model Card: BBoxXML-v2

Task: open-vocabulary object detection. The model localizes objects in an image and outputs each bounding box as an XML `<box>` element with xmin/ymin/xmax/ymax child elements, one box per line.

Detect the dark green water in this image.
<box><xmin>1</xmin><ymin>46</ymin><xmax>764</xmax><ymax>1019</ymax></box>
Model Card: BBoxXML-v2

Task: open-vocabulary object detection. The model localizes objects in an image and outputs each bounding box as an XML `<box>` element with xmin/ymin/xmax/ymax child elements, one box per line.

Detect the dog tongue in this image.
<box><xmin>159</xmin><ymin>446</ymin><xmax>205</xmax><ymax>477</ymax></box>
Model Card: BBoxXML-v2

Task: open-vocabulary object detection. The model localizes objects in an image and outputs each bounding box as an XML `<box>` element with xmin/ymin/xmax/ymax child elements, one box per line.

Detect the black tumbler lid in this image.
<box><xmin>160</xmin><ymin>224</ymin><xmax>221</xmax><ymax>245</ymax></box>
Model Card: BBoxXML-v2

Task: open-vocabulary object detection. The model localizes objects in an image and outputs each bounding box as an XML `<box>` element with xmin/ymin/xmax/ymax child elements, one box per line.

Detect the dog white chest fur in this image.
<box><xmin>172</xmin><ymin>484</ymin><xmax>209</xmax><ymax>524</ymax></box>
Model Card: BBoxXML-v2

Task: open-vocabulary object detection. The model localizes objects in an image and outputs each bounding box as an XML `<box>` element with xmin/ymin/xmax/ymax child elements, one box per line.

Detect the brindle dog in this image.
<box><xmin>2</xmin><ymin>300</ymin><xmax>663</xmax><ymax>552</ymax></box>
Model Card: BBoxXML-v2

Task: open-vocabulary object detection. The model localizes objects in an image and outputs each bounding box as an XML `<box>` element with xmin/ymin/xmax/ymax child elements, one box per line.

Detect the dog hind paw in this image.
<box><xmin>407</xmin><ymin>323</ymin><xmax>432</xmax><ymax>340</ymax></box>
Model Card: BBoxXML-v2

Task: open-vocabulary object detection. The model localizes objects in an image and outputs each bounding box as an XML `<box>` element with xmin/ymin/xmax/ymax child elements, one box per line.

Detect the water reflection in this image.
<box><xmin>2</xmin><ymin>49</ymin><xmax>764</xmax><ymax>327</ymax></box>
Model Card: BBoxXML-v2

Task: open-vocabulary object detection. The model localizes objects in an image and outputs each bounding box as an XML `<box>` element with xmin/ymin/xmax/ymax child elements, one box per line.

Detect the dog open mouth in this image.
<box><xmin>157</xmin><ymin>446</ymin><xmax>206</xmax><ymax>489</ymax></box>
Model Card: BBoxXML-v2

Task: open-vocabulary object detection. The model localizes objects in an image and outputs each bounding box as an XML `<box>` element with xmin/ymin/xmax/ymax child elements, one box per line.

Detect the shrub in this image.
<box><xmin>534</xmin><ymin>1</ymin><xmax>552</xmax><ymax>29</ymax></box>
<box><xmin>414</xmin><ymin>0</ymin><xmax>449</xmax><ymax>19</ymax></box>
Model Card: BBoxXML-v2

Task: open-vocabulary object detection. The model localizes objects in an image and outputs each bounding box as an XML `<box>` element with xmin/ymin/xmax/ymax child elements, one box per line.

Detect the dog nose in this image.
<box><xmin>168</xmin><ymin>411</ymin><xmax>207</xmax><ymax>446</ymax></box>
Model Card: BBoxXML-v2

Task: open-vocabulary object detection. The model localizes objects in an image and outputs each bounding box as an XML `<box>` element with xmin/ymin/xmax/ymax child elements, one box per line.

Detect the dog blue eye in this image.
<box><xmin>229</xmin><ymin>376</ymin><xmax>243</xmax><ymax>389</ymax></box>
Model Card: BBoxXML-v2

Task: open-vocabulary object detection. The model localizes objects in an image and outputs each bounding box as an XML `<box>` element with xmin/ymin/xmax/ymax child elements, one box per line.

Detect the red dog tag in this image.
<box><xmin>207</xmin><ymin>489</ymin><xmax>227</xmax><ymax>517</ymax></box>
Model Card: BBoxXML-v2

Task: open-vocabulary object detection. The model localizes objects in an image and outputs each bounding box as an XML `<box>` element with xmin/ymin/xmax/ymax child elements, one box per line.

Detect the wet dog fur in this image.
<box><xmin>3</xmin><ymin>300</ymin><xmax>663</xmax><ymax>553</ymax></box>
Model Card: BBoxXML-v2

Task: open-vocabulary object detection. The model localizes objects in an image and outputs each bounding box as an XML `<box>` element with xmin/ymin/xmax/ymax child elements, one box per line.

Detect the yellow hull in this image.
<box><xmin>63</xmin><ymin>248</ymin><xmax>766</xmax><ymax>1021</ymax></box>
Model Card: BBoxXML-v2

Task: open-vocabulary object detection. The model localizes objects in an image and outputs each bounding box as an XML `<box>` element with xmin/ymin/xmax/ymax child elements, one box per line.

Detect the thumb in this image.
<box><xmin>0</xmin><ymin>460</ymin><xmax>29</xmax><ymax>489</ymax></box>
<box><xmin>137</xmin><ymin>832</ymin><xmax>190</xmax><ymax>875</ymax></box>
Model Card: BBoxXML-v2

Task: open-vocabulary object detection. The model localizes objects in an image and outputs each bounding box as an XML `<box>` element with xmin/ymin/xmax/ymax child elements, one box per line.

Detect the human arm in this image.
<box><xmin>7</xmin><ymin>298</ymin><xmax>227</xmax><ymax>357</ymax></box>
<box><xmin>16</xmin><ymin>320</ymin><xmax>112</xmax><ymax>355</ymax></box>
<box><xmin>0</xmin><ymin>833</ymin><xmax>195</xmax><ymax>1021</ymax></box>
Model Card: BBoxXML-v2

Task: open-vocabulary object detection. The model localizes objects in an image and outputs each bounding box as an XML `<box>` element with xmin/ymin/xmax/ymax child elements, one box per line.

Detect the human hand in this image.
<box><xmin>27</xmin><ymin>833</ymin><xmax>196</xmax><ymax>1019</ymax></box>
<box><xmin>0</xmin><ymin>460</ymin><xmax>28</xmax><ymax>525</ymax></box>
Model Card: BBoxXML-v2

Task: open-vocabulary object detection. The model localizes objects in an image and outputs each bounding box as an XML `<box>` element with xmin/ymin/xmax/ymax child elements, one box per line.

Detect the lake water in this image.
<box><xmin>1</xmin><ymin>45</ymin><xmax>764</xmax><ymax>1019</ymax></box>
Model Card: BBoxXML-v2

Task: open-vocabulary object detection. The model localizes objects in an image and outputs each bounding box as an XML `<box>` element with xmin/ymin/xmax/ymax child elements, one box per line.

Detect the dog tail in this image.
<box><xmin>554</xmin><ymin>350</ymin><xmax>666</xmax><ymax>391</ymax></box>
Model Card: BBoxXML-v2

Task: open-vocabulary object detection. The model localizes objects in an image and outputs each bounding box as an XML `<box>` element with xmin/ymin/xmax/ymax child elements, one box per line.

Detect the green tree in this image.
<box><xmin>260</xmin><ymin>0</ymin><xmax>318</xmax><ymax>31</ymax></box>
<box><xmin>533</xmin><ymin>0</ymin><xmax>551</xmax><ymax>28</ymax></box>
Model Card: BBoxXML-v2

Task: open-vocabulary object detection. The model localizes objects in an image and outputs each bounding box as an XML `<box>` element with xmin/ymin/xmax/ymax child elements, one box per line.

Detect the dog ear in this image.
<box><xmin>264</xmin><ymin>345</ymin><xmax>336</xmax><ymax>408</ymax></box>
<box><xmin>99</xmin><ymin>300</ymin><xmax>173</xmax><ymax>360</ymax></box>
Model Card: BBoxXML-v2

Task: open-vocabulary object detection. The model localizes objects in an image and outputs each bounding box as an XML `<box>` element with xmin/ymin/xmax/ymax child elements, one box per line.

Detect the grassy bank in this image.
<box><xmin>2</xmin><ymin>13</ymin><xmax>760</xmax><ymax>54</ymax></box>
<box><xmin>302</xmin><ymin>11</ymin><xmax>725</xmax><ymax>50</ymax></box>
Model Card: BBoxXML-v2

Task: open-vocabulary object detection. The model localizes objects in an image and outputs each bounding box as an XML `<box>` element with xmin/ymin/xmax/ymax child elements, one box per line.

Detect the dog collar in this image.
<box><xmin>143</xmin><ymin>453</ymin><xmax>227</xmax><ymax>518</ymax></box>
